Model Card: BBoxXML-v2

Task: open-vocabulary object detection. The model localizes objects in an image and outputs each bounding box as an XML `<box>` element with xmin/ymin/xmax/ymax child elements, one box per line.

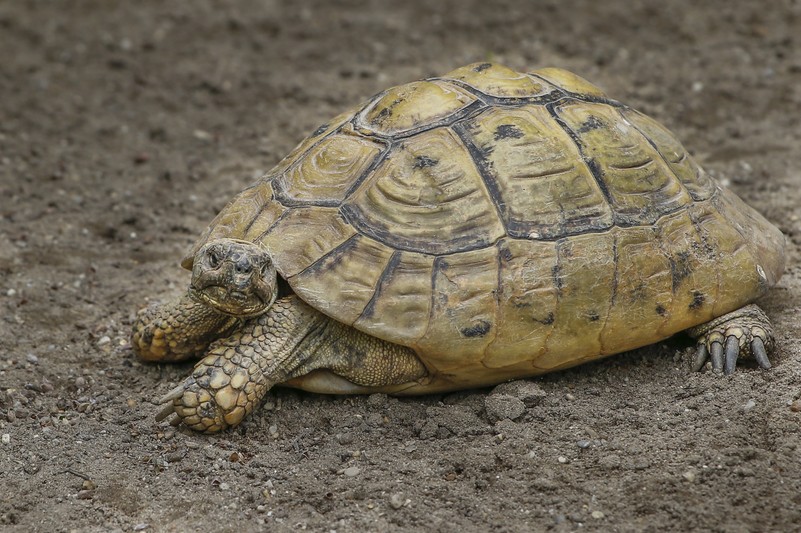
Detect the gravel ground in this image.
<box><xmin>2</xmin><ymin>1</ymin><xmax>801</xmax><ymax>531</ymax></box>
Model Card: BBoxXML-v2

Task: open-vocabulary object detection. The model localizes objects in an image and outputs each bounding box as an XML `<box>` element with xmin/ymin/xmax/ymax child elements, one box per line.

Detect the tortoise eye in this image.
<box><xmin>207</xmin><ymin>248</ymin><xmax>221</xmax><ymax>268</ymax></box>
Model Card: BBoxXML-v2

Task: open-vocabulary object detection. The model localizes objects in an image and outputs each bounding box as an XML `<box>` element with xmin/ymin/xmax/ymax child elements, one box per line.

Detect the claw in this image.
<box><xmin>158</xmin><ymin>383</ymin><xmax>188</xmax><ymax>404</ymax></box>
<box><xmin>710</xmin><ymin>341</ymin><xmax>724</xmax><ymax>372</ymax></box>
<box><xmin>155</xmin><ymin>401</ymin><xmax>176</xmax><ymax>423</ymax></box>
<box><xmin>723</xmin><ymin>336</ymin><xmax>739</xmax><ymax>375</ymax></box>
<box><xmin>752</xmin><ymin>337</ymin><xmax>771</xmax><ymax>369</ymax></box>
<box><xmin>692</xmin><ymin>343</ymin><xmax>708</xmax><ymax>372</ymax></box>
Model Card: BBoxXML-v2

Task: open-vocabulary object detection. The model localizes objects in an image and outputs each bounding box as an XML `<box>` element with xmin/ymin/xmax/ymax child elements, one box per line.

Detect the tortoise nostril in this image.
<box><xmin>235</xmin><ymin>259</ymin><xmax>252</xmax><ymax>275</ymax></box>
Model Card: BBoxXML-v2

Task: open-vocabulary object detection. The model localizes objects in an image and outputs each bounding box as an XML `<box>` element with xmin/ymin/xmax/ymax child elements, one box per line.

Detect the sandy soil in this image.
<box><xmin>2</xmin><ymin>1</ymin><xmax>801</xmax><ymax>531</ymax></box>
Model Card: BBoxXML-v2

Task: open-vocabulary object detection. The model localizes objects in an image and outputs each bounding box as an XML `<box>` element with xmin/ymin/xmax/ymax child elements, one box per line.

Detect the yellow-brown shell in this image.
<box><xmin>184</xmin><ymin>63</ymin><xmax>785</xmax><ymax>387</ymax></box>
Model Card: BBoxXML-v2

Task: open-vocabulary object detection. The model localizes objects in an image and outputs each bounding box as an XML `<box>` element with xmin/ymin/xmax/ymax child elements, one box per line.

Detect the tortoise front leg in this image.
<box><xmin>687</xmin><ymin>304</ymin><xmax>774</xmax><ymax>374</ymax></box>
<box><xmin>156</xmin><ymin>295</ymin><xmax>427</xmax><ymax>433</ymax></box>
<box><xmin>132</xmin><ymin>293</ymin><xmax>240</xmax><ymax>362</ymax></box>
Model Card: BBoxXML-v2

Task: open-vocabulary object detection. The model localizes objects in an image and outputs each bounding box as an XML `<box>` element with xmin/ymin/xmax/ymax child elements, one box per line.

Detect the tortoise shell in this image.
<box><xmin>184</xmin><ymin>63</ymin><xmax>785</xmax><ymax>387</ymax></box>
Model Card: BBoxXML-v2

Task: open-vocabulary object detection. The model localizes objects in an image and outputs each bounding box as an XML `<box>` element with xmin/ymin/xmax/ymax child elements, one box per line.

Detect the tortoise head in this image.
<box><xmin>189</xmin><ymin>239</ymin><xmax>277</xmax><ymax>317</ymax></box>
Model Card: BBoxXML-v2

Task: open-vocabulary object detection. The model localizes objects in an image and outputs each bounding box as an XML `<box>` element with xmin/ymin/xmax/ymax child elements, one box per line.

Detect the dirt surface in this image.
<box><xmin>2</xmin><ymin>1</ymin><xmax>801</xmax><ymax>531</ymax></box>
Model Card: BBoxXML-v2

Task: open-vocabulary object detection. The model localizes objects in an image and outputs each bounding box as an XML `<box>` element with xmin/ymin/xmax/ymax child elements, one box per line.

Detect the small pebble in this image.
<box><xmin>557</xmin><ymin>456</ymin><xmax>568</xmax><ymax>464</ymax></box>
<box><xmin>1</xmin><ymin>433</ymin><xmax>10</xmax><ymax>444</ymax></box>
<box><xmin>82</xmin><ymin>479</ymin><xmax>97</xmax><ymax>491</ymax></box>
<box><xmin>133</xmin><ymin>523</ymin><xmax>149</xmax><ymax>531</ymax></box>
<box><xmin>166</xmin><ymin>451</ymin><xmax>185</xmax><ymax>463</ymax></box>
<box><xmin>97</xmin><ymin>336</ymin><xmax>111</xmax><ymax>347</ymax></box>
<box><xmin>76</xmin><ymin>489</ymin><xmax>93</xmax><ymax>500</ymax></box>
<box><xmin>790</xmin><ymin>400</ymin><xmax>801</xmax><ymax>412</ymax></box>
<box><xmin>343</xmin><ymin>466</ymin><xmax>360</xmax><ymax>477</ymax></box>
<box><xmin>75</xmin><ymin>377</ymin><xmax>86</xmax><ymax>388</ymax></box>
<box><xmin>26</xmin><ymin>353</ymin><xmax>39</xmax><ymax>364</ymax></box>
<box><xmin>576</xmin><ymin>440</ymin><xmax>591</xmax><ymax>449</ymax></box>
<box><xmin>219</xmin><ymin>482</ymin><xmax>230</xmax><ymax>491</ymax></box>
<box><xmin>591</xmin><ymin>511</ymin><xmax>605</xmax><ymax>519</ymax></box>
<box><xmin>742</xmin><ymin>399</ymin><xmax>756</xmax><ymax>412</ymax></box>
<box><xmin>389</xmin><ymin>493</ymin><xmax>405</xmax><ymax>510</ymax></box>
<box><xmin>683</xmin><ymin>470</ymin><xmax>696</xmax><ymax>482</ymax></box>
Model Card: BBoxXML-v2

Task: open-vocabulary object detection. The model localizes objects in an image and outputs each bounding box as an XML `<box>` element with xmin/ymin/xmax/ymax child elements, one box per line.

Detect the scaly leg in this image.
<box><xmin>156</xmin><ymin>296</ymin><xmax>427</xmax><ymax>433</ymax></box>
<box><xmin>132</xmin><ymin>293</ymin><xmax>239</xmax><ymax>362</ymax></box>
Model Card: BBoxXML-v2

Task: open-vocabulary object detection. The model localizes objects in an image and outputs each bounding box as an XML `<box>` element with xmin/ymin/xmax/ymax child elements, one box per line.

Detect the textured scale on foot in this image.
<box><xmin>132</xmin><ymin>63</ymin><xmax>786</xmax><ymax>433</ymax></box>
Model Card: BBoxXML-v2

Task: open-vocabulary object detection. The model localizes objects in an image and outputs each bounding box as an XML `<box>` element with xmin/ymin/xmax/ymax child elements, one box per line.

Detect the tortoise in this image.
<box><xmin>132</xmin><ymin>62</ymin><xmax>785</xmax><ymax>433</ymax></box>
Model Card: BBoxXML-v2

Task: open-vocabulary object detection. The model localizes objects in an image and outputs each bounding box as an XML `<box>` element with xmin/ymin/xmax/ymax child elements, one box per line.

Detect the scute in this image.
<box><xmin>356</xmin><ymin>80</ymin><xmax>476</xmax><ymax>136</ymax></box>
<box><xmin>552</xmin><ymin>100</ymin><xmax>694</xmax><ymax>225</ymax></box>
<box><xmin>274</xmin><ymin>131</ymin><xmax>385</xmax><ymax>205</ymax></box>
<box><xmin>187</xmin><ymin>63</ymin><xmax>785</xmax><ymax>381</ymax></box>
<box><xmin>343</xmin><ymin>126</ymin><xmax>506</xmax><ymax>254</ymax></box>
<box><xmin>458</xmin><ymin>104</ymin><xmax>613</xmax><ymax>238</ymax></box>
<box><xmin>290</xmin><ymin>234</ymin><xmax>395</xmax><ymax>325</ymax></box>
<box><xmin>620</xmin><ymin>108</ymin><xmax>716</xmax><ymax>201</ymax></box>
<box><xmin>259</xmin><ymin>207</ymin><xmax>356</xmax><ymax>278</ymax></box>
<box><xmin>443</xmin><ymin>62</ymin><xmax>553</xmax><ymax>98</ymax></box>
<box><xmin>353</xmin><ymin>250</ymin><xmax>434</xmax><ymax>345</ymax></box>
<box><xmin>416</xmin><ymin>247</ymin><xmax>500</xmax><ymax>371</ymax></box>
<box><xmin>531</xmin><ymin>67</ymin><xmax>608</xmax><ymax>97</ymax></box>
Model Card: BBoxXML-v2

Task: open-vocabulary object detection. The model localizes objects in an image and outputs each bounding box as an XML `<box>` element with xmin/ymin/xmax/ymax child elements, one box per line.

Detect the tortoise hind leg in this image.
<box><xmin>285</xmin><ymin>320</ymin><xmax>429</xmax><ymax>393</ymax></box>
<box><xmin>687</xmin><ymin>304</ymin><xmax>774</xmax><ymax>374</ymax></box>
